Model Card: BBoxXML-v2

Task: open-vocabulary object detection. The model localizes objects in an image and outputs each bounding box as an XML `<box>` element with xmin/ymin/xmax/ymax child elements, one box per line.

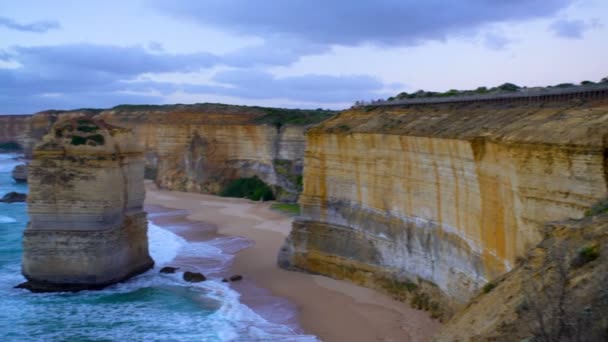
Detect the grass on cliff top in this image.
<box><xmin>110</xmin><ymin>103</ymin><xmax>337</xmax><ymax>127</ymax></box>
<box><xmin>251</xmin><ymin>107</ymin><xmax>336</xmax><ymax>128</ymax></box>
<box><xmin>270</xmin><ymin>203</ymin><xmax>300</xmax><ymax>216</ymax></box>
<box><xmin>220</xmin><ymin>176</ymin><xmax>275</xmax><ymax>201</ymax></box>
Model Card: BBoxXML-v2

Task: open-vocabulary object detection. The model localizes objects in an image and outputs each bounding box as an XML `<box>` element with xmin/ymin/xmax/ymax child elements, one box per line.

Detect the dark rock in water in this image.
<box><xmin>221</xmin><ymin>278</ymin><xmax>229</xmax><ymax>282</ymax></box>
<box><xmin>229</xmin><ymin>275</ymin><xmax>243</xmax><ymax>282</ymax></box>
<box><xmin>0</xmin><ymin>192</ymin><xmax>27</xmax><ymax>203</ymax></box>
<box><xmin>11</xmin><ymin>164</ymin><xmax>27</xmax><ymax>183</ymax></box>
<box><xmin>159</xmin><ymin>266</ymin><xmax>179</xmax><ymax>274</ymax></box>
<box><xmin>183</xmin><ymin>271</ymin><xmax>206</xmax><ymax>282</ymax></box>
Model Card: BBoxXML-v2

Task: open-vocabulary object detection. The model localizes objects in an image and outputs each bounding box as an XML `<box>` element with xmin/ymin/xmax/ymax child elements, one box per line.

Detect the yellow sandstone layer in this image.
<box><xmin>20</xmin><ymin>117</ymin><xmax>153</xmax><ymax>292</ymax></box>
<box><xmin>280</xmin><ymin>99</ymin><xmax>608</xmax><ymax>318</ymax></box>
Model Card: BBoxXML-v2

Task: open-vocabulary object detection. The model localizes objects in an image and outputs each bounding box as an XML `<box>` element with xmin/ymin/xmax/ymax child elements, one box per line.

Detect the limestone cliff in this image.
<box><xmin>280</xmin><ymin>98</ymin><xmax>608</xmax><ymax>318</ymax></box>
<box><xmin>0</xmin><ymin>115</ymin><xmax>30</xmax><ymax>150</ymax></box>
<box><xmin>3</xmin><ymin>104</ymin><xmax>333</xmax><ymax>202</ymax></box>
<box><xmin>436</xmin><ymin>212</ymin><xmax>608</xmax><ymax>341</ymax></box>
<box><xmin>96</xmin><ymin>104</ymin><xmax>331</xmax><ymax>201</ymax></box>
<box><xmin>19</xmin><ymin>116</ymin><xmax>153</xmax><ymax>292</ymax></box>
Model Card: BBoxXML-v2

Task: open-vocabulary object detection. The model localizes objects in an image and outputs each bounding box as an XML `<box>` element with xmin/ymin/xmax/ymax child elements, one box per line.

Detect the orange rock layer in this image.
<box><xmin>281</xmin><ymin>99</ymin><xmax>608</xmax><ymax>315</ymax></box>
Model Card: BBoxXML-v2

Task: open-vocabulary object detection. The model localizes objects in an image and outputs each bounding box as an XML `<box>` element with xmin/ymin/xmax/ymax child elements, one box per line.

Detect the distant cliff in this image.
<box><xmin>0</xmin><ymin>115</ymin><xmax>30</xmax><ymax>150</ymax></box>
<box><xmin>20</xmin><ymin>117</ymin><xmax>153</xmax><ymax>292</ymax></box>
<box><xmin>2</xmin><ymin>104</ymin><xmax>335</xmax><ymax>202</ymax></box>
<box><xmin>280</xmin><ymin>97</ymin><xmax>608</xmax><ymax>318</ymax></box>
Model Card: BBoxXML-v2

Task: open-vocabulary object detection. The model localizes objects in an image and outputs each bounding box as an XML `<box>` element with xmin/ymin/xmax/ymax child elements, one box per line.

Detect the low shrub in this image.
<box><xmin>584</xmin><ymin>198</ymin><xmax>608</xmax><ymax>216</ymax></box>
<box><xmin>270</xmin><ymin>203</ymin><xmax>300</xmax><ymax>215</ymax></box>
<box><xmin>220</xmin><ymin>176</ymin><xmax>275</xmax><ymax>201</ymax></box>
<box><xmin>70</xmin><ymin>136</ymin><xmax>87</xmax><ymax>145</ymax></box>
<box><xmin>571</xmin><ymin>244</ymin><xmax>600</xmax><ymax>268</ymax></box>
<box><xmin>482</xmin><ymin>282</ymin><xmax>496</xmax><ymax>294</ymax></box>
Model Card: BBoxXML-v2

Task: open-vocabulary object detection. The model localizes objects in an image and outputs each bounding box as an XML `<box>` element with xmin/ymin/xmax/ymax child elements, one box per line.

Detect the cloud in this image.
<box><xmin>549</xmin><ymin>18</ymin><xmax>600</xmax><ymax>39</ymax></box>
<box><xmin>0</xmin><ymin>44</ymin><xmax>218</xmax><ymax>97</ymax></box>
<box><xmin>0</xmin><ymin>43</ymin><xmax>391</xmax><ymax>112</ymax></box>
<box><xmin>0</xmin><ymin>44</ymin><xmax>217</xmax><ymax>112</ymax></box>
<box><xmin>0</xmin><ymin>16</ymin><xmax>60</xmax><ymax>33</ymax></box>
<box><xmin>180</xmin><ymin>70</ymin><xmax>388</xmax><ymax>103</ymax></box>
<box><xmin>483</xmin><ymin>32</ymin><xmax>511</xmax><ymax>50</ymax></box>
<box><xmin>154</xmin><ymin>0</ymin><xmax>573</xmax><ymax>47</ymax></box>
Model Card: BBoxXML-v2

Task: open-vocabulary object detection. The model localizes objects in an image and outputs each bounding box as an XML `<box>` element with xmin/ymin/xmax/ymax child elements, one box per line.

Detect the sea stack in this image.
<box><xmin>19</xmin><ymin>117</ymin><xmax>154</xmax><ymax>292</ymax></box>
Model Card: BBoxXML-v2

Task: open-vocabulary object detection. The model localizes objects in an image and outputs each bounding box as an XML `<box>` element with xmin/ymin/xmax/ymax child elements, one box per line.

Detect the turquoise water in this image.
<box><xmin>0</xmin><ymin>153</ymin><xmax>317</xmax><ymax>342</ymax></box>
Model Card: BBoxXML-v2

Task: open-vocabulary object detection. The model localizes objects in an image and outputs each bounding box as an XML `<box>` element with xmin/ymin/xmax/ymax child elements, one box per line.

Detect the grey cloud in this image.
<box><xmin>10</xmin><ymin>44</ymin><xmax>218</xmax><ymax>76</ymax></box>
<box><xmin>180</xmin><ymin>70</ymin><xmax>388</xmax><ymax>103</ymax></box>
<box><xmin>0</xmin><ymin>44</ymin><xmax>218</xmax><ymax>98</ymax></box>
<box><xmin>0</xmin><ymin>92</ymin><xmax>163</xmax><ymax>114</ymax></box>
<box><xmin>155</xmin><ymin>0</ymin><xmax>573</xmax><ymax>47</ymax></box>
<box><xmin>0</xmin><ymin>16</ymin><xmax>60</xmax><ymax>33</ymax></box>
<box><xmin>0</xmin><ymin>44</ymin><xmax>215</xmax><ymax>112</ymax></box>
<box><xmin>483</xmin><ymin>32</ymin><xmax>510</xmax><ymax>50</ymax></box>
<box><xmin>549</xmin><ymin>19</ymin><xmax>597</xmax><ymax>39</ymax></box>
<box><xmin>0</xmin><ymin>43</ymin><xmax>391</xmax><ymax>112</ymax></box>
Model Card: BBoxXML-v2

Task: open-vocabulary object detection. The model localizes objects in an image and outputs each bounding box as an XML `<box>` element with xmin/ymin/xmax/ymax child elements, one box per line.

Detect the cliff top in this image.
<box><xmin>34</xmin><ymin>103</ymin><xmax>336</xmax><ymax>127</ymax></box>
<box><xmin>311</xmin><ymin>98</ymin><xmax>608</xmax><ymax>147</ymax></box>
<box><xmin>34</xmin><ymin>116</ymin><xmax>141</xmax><ymax>155</ymax></box>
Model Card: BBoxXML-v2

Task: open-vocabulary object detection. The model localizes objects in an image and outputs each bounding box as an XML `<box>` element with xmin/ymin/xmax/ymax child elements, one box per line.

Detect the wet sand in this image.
<box><xmin>145</xmin><ymin>183</ymin><xmax>441</xmax><ymax>342</ymax></box>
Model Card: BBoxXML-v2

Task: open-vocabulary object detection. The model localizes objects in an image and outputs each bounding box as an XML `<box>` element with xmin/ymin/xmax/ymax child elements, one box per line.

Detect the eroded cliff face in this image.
<box><xmin>97</xmin><ymin>105</ymin><xmax>319</xmax><ymax>201</ymax></box>
<box><xmin>280</xmin><ymin>99</ymin><xmax>608</xmax><ymax>317</ymax></box>
<box><xmin>0</xmin><ymin>115</ymin><xmax>30</xmax><ymax>149</ymax></box>
<box><xmin>2</xmin><ymin>105</ymin><xmax>331</xmax><ymax>201</ymax></box>
<box><xmin>20</xmin><ymin>117</ymin><xmax>153</xmax><ymax>292</ymax></box>
<box><xmin>436</xmin><ymin>212</ymin><xmax>608</xmax><ymax>341</ymax></box>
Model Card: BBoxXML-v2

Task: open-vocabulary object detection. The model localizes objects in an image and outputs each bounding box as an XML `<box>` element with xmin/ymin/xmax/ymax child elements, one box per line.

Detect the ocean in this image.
<box><xmin>0</xmin><ymin>153</ymin><xmax>317</xmax><ymax>342</ymax></box>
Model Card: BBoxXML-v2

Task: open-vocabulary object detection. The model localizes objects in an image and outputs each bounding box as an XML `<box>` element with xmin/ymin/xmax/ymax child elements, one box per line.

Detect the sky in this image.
<box><xmin>0</xmin><ymin>0</ymin><xmax>607</xmax><ymax>114</ymax></box>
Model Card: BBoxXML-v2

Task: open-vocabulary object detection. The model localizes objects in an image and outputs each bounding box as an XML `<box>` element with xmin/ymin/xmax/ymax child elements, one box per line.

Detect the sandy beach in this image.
<box><xmin>145</xmin><ymin>182</ymin><xmax>440</xmax><ymax>342</ymax></box>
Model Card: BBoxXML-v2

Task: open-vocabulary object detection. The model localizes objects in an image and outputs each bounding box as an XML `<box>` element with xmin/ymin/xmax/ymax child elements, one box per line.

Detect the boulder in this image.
<box><xmin>183</xmin><ymin>271</ymin><xmax>206</xmax><ymax>283</ymax></box>
<box><xmin>11</xmin><ymin>164</ymin><xmax>27</xmax><ymax>183</ymax></box>
<box><xmin>159</xmin><ymin>266</ymin><xmax>179</xmax><ymax>274</ymax></box>
<box><xmin>0</xmin><ymin>192</ymin><xmax>27</xmax><ymax>203</ymax></box>
<box><xmin>229</xmin><ymin>275</ymin><xmax>243</xmax><ymax>282</ymax></box>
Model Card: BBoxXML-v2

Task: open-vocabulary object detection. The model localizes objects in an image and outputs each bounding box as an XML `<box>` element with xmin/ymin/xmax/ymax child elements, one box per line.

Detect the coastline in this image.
<box><xmin>144</xmin><ymin>182</ymin><xmax>441</xmax><ymax>342</ymax></box>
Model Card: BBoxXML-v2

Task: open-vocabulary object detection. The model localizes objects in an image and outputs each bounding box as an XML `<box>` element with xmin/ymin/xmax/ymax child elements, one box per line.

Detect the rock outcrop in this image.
<box><xmin>97</xmin><ymin>104</ymin><xmax>331</xmax><ymax>202</ymax></box>
<box><xmin>11</xmin><ymin>164</ymin><xmax>27</xmax><ymax>183</ymax></box>
<box><xmin>0</xmin><ymin>192</ymin><xmax>27</xmax><ymax>203</ymax></box>
<box><xmin>19</xmin><ymin>117</ymin><xmax>153</xmax><ymax>292</ymax></box>
<box><xmin>0</xmin><ymin>115</ymin><xmax>29</xmax><ymax>151</ymax></box>
<box><xmin>3</xmin><ymin>104</ymin><xmax>334</xmax><ymax>202</ymax></box>
<box><xmin>436</xmin><ymin>212</ymin><xmax>608</xmax><ymax>341</ymax></box>
<box><xmin>280</xmin><ymin>98</ymin><xmax>608</xmax><ymax>318</ymax></box>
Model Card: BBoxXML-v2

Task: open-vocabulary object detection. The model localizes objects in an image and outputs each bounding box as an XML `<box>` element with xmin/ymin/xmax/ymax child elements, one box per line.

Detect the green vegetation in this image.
<box><xmin>270</xmin><ymin>203</ymin><xmax>300</xmax><ymax>215</ymax></box>
<box><xmin>394</xmin><ymin>82</ymin><xmax>522</xmax><ymax>101</ymax></box>
<box><xmin>108</xmin><ymin>103</ymin><xmax>336</xmax><ymax>128</ymax></box>
<box><xmin>220</xmin><ymin>176</ymin><xmax>275</xmax><ymax>201</ymax></box>
<box><xmin>70</xmin><ymin>134</ymin><xmax>104</xmax><ymax>146</ymax></box>
<box><xmin>572</xmin><ymin>244</ymin><xmax>600</xmax><ymax>268</ymax></box>
<box><xmin>144</xmin><ymin>166</ymin><xmax>158</xmax><ymax>180</ymax></box>
<box><xmin>482</xmin><ymin>282</ymin><xmax>496</xmax><ymax>294</ymax></box>
<box><xmin>380</xmin><ymin>77</ymin><xmax>608</xmax><ymax>104</ymax></box>
<box><xmin>273</xmin><ymin>159</ymin><xmax>303</xmax><ymax>190</ymax></box>
<box><xmin>252</xmin><ymin>107</ymin><xmax>336</xmax><ymax>128</ymax></box>
<box><xmin>0</xmin><ymin>142</ymin><xmax>22</xmax><ymax>151</ymax></box>
<box><xmin>76</xmin><ymin>119</ymin><xmax>100</xmax><ymax>133</ymax></box>
<box><xmin>70</xmin><ymin>136</ymin><xmax>87</xmax><ymax>145</ymax></box>
<box><xmin>584</xmin><ymin>197</ymin><xmax>608</xmax><ymax>217</ymax></box>
<box><xmin>336</xmin><ymin>124</ymin><xmax>350</xmax><ymax>131</ymax></box>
